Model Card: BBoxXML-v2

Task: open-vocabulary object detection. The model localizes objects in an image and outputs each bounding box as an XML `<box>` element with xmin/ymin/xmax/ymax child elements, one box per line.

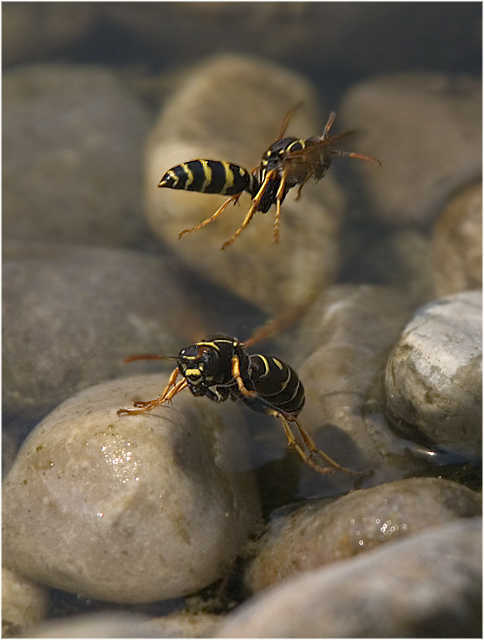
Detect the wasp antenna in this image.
<box><xmin>123</xmin><ymin>354</ymin><xmax>178</xmax><ymax>364</ymax></box>
<box><xmin>322</xmin><ymin>111</ymin><xmax>337</xmax><ymax>138</ymax></box>
<box><xmin>332</xmin><ymin>149</ymin><xmax>382</xmax><ymax>166</ymax></box>
<box><xmin>276</xmin><ymin>101</ymin><xmax>304</xmax><ymax>141</ymax></box>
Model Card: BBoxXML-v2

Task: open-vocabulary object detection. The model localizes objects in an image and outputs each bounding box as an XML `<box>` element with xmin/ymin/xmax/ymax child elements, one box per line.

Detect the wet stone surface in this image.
<box><xmin>217</xmin><ymin>518</ymin><xmax>482</xmax><ymax>638</ymax></box>
<box><xmin>384</xmin><ymin>291</ymin><xmax>482</xmax><ymax>458</ymax></box>
<box><xmin>245</xmin><ymin>477</ymin><xmax>481</xmax><ymax>593</ymax></box>
<box><xmin>2</xmin><ymin>375</ymin><xmax>261</xmax><ymax>604</ymax></box>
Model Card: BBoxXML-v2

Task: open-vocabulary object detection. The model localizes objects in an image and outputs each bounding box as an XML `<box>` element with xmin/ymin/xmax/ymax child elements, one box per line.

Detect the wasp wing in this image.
<box><xmin>242</xmin><ymin>293</ymin><xmax>318</xmax><ymax>349</ymax></box>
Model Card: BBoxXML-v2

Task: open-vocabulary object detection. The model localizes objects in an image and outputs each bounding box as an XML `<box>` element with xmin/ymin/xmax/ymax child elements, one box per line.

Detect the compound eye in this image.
<box><xmin>197</xmin><ymin>345</ymin><xmax>211</xmax><ymax>357</ymax></box>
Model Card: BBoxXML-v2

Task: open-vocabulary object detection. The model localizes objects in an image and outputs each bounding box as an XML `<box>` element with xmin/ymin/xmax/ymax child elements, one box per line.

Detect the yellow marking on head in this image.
<box><xmin>196</xmin><ymin>341</ymin><xmax>222</xmax><ymax>351</ymax></box>
<box><xmin>200</xmin><ymin>160</ymin><xmax>213</xmax><ymax>192</ymax></box>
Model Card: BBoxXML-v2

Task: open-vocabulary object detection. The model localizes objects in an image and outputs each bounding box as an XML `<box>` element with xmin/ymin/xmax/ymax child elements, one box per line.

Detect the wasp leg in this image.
<box><xmin>272</xmin><ymin>411</ymin><xmax>336</xmax><ymax>475</ymax></box>
<box><xmin>118</xmin><ymin>368</ymin><xmax>188</xmax><ymax>416</ymax></box>
<box><xmin>178</xmin><ymin>194</ymin><xmax>242</xmax><ymax>240</ymax></box>
<box><xmin>231</xmin><ymin>356</ymin><xmax>257</xmax><ymax>397</ymax></box>
<box><xmin>220</xmin><ymin>170</ymin><xmax>277</xmax><ymax>250</ymax></box>
<box><xmin>273</xmin><ymin>171</ymin><xmax>291</xmax><ymax>243</ymax></box>
<box><xmin>294</xmin><ymin>174</ymin><xmax>313</xmax><ymax>201</ymax></box>
<box><xmin>295</xmin><ymin>420</ymin><xmax>372</xmax><ymax>477</ymax></box>
<box><xmin>271</xmin><ymin>410</ymin><xmax>371</xmax><ymax>477</ymax></box>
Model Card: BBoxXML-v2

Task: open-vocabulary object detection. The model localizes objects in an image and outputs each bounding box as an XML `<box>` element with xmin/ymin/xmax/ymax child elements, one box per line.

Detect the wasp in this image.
<box><xmin>158</xmin><ymin>105</ymin><xmax>381</xmax><ymax>250</ymax></box>
<box><xmin>118</xmin><ymin>306</ymin><xmax>370</xmax><ymax>478</ymax></box>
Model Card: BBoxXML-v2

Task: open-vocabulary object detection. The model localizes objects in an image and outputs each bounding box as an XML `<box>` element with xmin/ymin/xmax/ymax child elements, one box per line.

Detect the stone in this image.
<box><xmin>2</xmin><ymin>375</ymin><xmax>260</xmax><ymax>603</ymax></box>
<box><xmin>2</xmin><ymin>567</ymin><xmax>50</xmax><ymax>637</ymax></box>
<box><xmin>3</xmin><ymin>243</ymin><xmax>204</xmax><ymax>416</ymax></box>
<box><xmin>3</xmin><ymin>64</ymin><xmax>151</xmax><ymax>247</ymax></box>
<box><xmin>296</xmin><ymin>285</ymin><xmax>415</xmax><ymax>484</ymax></box>
<box><xmin>217</xmin><ymin>518</ymin><xmax>482</xmax><ymax>638</ymax></box>
<box><xmin>245</xmin><ymin>477</ymin><xmax>481</xmax><ymax>592</ymax></box>
<box><xmin>384</xmin><ymin>291</ymin><xmax>482</xmax><ymax>458</ymax></box>
<box><xmin>432</xmin><ymin>180</ymin><xmax>482</xmax><ymax>297</ymax></box>
<box><xmin>340</xmin><ymin>73</ymin><xmax>481</xmax><ymax>225</ymax></box>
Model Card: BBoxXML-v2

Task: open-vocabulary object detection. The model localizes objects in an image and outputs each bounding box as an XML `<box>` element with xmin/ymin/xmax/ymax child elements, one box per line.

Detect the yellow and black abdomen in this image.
<box><xmin>159</xmin><ymin>160</ymin><xmax>257</xmax><ymax>197</ymax></box>
<box><xmin>241</xmin><ymin>353</ymin><xmax>305</xmax><ymax>417</ymax></box>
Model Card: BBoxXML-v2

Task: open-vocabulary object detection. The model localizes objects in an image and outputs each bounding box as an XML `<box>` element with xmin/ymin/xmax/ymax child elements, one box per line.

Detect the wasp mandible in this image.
<box><xmin>158</xmin><ymin>105</ymin><xmax>381</xmax><ymax>250</ymax></box>
<box><xmin>118</xmin><ymin>306</ymin><xmax>370</xmax><ymax>478</ymax></box>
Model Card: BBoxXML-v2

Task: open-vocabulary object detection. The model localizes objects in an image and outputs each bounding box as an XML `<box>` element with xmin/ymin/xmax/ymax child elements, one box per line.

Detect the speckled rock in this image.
<box><xmin>2</xmin><ymin>567</ymin><xmax>50</xmax><ymax>637</ymax></box>
<box><xmin>432</xmin><ymin>180</ymin><xmax>482</xmax><ymax>297</ymax></box>
<box><xmin>3</xmin><ymin>242</ymin><xmax>206</xmax><ymax>416</ymax></box>
<box><xmin>145</xmin><ymin>53</ymin><xmax>345</xmax><ymax>315</ymax></box>
<box><xmin>245</xmin><ymin>477</ymin><xmax>481</xmax><ymax>592</ymax></box>
<box><xmin>218</xmin><ymin>518</ymin><xmax>482</xmax><ymax>638</ymax></box>
<box><xmin>295</xmin><ymin>285</ymin><xmax>414</xmax><ymax>484</ymax></box>
<box><xmin>340</xmin><ymin>73</ymin><xmax>481</xmax><ymax>225</ymax></box>
<box><xmin>3</xmin><ymin>64</ymin><xmax>151</xmax><ymax>247</ymax></box>
<box><xmin>2</xmin><ymin>375</ymin><xmax>260</xmax><ymax>603</ymax></box>
<box><xmin>384</xmin><ymin>291</ymin><xmax>482</xmax><ymax>458</ymax></box>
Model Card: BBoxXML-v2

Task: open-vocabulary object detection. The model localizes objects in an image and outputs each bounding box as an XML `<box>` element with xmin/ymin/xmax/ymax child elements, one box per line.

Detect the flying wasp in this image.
<box><xmin>118</xmin><ymin>303</ymin><xmax>370</xmax><ymax>478</ymax></box>
<box><xmin>158</xmin><ymin>105</ymin><xmax>381</xmax><ymax>250</ymax></box>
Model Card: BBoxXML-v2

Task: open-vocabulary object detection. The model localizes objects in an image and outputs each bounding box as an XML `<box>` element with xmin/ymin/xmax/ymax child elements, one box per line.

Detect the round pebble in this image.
<box><xmin>384</xmin><ymin>291</ymin><xmax>482</xmax><ymax>457</ymax></box>
<box><xmin>2</xmin><ymin>566</ymin><xmax>50</xmax><ymax>637</ymax></box>
<box><xmin>245</xmin><ymin>477</ymin><xmax>481</xmax><ymax>592</ymax></box>
<box><xmin>340</xmin><ymin>73</ymin><xmax>481</xmax><ymax>225</ymax></box>
<box><xmin>218</xmin><ymin>517</ymin><xmax>482</xmax><ymax>638</ymax></box>
<box><xmin>296</xmin><ymin>285</ymin><xmax>415</xmax><ymax>481</ymax></box>
<box><xmin>3</xmin><ymin>243</ymin><xmax>207</xmax><ymax>417</ymax></box>
<box><xmin>3</xmin><ymin>64</ymin><xmax>151</xmax><ymax>247</ymax></box>
<box><xmin>432</xmin><ymin>180</ymin><xmax>482</xmax><ymax>297</ymax></box>
<box><xmin>2</xmin><ymin>375</ymin><xmax>260</xmax><ymax>603</ymax></box>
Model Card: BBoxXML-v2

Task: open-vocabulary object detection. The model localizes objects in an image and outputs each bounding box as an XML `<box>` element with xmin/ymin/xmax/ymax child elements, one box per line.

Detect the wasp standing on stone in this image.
<box><xmin>158</xmin><ymin>105</ymin><xmax>381</xmax><ymax>250</ymax></box>
<box><xmin>118</xmin><ymin>304</ymin><xmax>370</xmax><ymax>478</ymax></box>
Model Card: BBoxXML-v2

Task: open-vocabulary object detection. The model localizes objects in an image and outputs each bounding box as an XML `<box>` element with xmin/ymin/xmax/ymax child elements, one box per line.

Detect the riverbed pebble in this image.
<box><xmin>2</xmin><ymin>375</ymin><xmax>260</xmax><ymax>603</ymax></box>
<box><xmin>340</xmin><ymin>73</ymin><xmax>481</xmax><ymax>225</ymax></box>
<box><xmin>2</xmin><ymin>566</ymin><xmax>50</xmax><ymax>637</ymax></box>
<box><xmin>295</xmin><ymin>285</ymin><xmax>415</xmax><ymax>486</ymax></box>
<box><xmin>431</xmin><ymin>180</ymin><xmax>482</xmax><ymax>297</ymax></box>
<box><xmin>384</xmin><ymin>291</ymin><xmax>482</xmax><ymax>458</ymax></box>
<box><xmin>3</xmin><ymin>64</ymin><xmax>151</xmax><ymax>247</ymax></box>
<box><xmin>245</xmin><ymin>477</ymin><xmax>481</xmax><ymax>592</ymax></box>
<box><xmin>3</xmin><ymin>243</ymin><xmax>206</xmax><ymax>418</ymax></box>
<box><xmin>218</xmin><ymin>517</ymin><xmax>482</xmax><ymax>638</ymax></box>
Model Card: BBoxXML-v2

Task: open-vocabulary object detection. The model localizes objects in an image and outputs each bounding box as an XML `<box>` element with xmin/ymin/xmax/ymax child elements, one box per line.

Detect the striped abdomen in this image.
<box><xmin>159</xmin><ymin>160</ymin><xmax>258</xmax><ymax>197</ymax></box>
<box><xmin>245</xmin><ymin>353</ymin><xmax>305</xmax><ymax>417</ymax></box>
